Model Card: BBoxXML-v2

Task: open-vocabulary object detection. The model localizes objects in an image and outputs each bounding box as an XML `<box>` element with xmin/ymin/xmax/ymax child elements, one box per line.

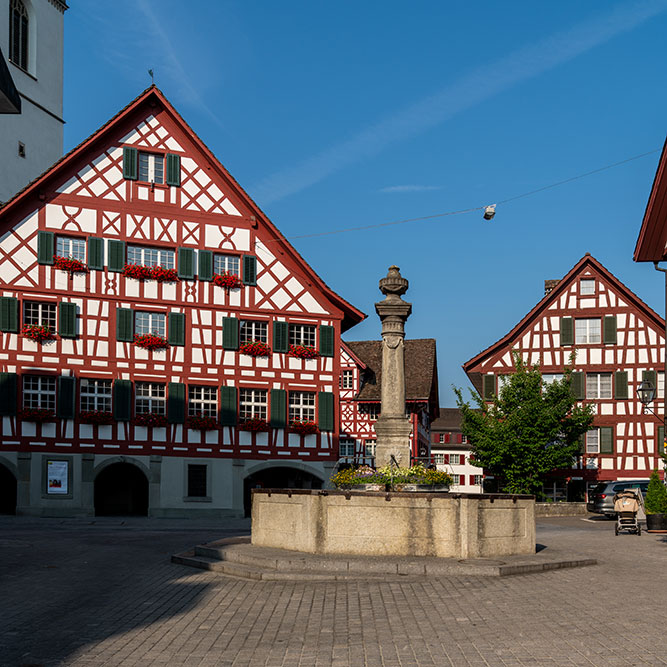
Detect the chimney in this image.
<box><xmin>544</xmin><ymin>279</ymin><xmax>560</xmax><ymax>295</ymax></box>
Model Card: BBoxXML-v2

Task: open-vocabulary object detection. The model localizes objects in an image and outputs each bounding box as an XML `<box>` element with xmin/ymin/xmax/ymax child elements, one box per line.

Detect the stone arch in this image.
<box><xmin>93</xmin><ymin>457</ymin><xmax>150</xmax><ymax>516</ymax></box>
<box><xmin>0</xmin><ymin>457</ymin><xmax>18</xmax><ymax>515</ymax></box>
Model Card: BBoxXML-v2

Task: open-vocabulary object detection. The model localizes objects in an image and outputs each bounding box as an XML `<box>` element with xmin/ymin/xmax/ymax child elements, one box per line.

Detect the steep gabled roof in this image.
<box><xmin>340</xmin><ymin>341</ymin><xmax>367</xmax><ymax>370</ymax></box>
<box><xmin>431</xmin><ymin>408</ymin><xmax>462</xmax><ymax>431</ymax></box>
<box><xmin>635</xmin><ymin>138</ymin><xmax>667</xmax><ymax>262</ymax></box>
<box><xmin>345</xmin><ymin>339</ymin><xmax>439</xmax><ymax>413</ymax></box>
<box><xmin>0</xmin><ymin>85</ymin><xmax>366</xmax><ymax>331</ymax></box>
<box><xmin>462</xmin><ymin>254</ymin><xmax>665</xmax><ymax>394</ymax></box>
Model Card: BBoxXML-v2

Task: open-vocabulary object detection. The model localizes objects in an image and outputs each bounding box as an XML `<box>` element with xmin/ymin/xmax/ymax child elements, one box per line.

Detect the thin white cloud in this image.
<box><xmin>253</xmin><ymin>1</ymin><xmax>667</xmax><ymax>204</ymax></box>
<box><xmin>379</xmin><ymin>185</ymin><xmax>443</xmax><ymax>194</ymax></box>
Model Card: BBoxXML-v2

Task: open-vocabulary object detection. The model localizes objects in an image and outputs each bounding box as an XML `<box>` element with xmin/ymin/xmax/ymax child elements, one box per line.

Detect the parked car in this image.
<box><xmin>587</xmin><ymin>479</ymin><xmax>650</xmax><ymax>518</ymax></box>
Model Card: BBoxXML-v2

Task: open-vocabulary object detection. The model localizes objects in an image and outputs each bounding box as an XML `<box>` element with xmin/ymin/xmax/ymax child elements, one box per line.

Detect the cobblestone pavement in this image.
<box><xmin>0</xmin><ymin>514</ymin><xmax>665</xmax><ymax>667</ymax></box>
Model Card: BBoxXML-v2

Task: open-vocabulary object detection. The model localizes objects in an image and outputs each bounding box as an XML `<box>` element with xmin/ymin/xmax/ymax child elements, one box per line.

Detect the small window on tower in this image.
<box><xmin>18</xmin><ymin>142</ymin><xmax>26</xmax><ymax>158</ymax></box>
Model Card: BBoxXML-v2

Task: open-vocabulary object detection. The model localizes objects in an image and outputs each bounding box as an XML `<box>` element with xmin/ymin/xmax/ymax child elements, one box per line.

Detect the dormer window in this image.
<box><xmin>138</xmin><ymin>152</ymin><xmax>164</xmax><ymax>184</ymax></box>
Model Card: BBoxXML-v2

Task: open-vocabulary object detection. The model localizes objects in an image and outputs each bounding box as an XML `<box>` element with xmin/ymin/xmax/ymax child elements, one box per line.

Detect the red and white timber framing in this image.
<box><xmin>463</xmin><ymin>254</ymin><xmax>666</xmax><ymax>483</ymax></box>
<box><xmin>0</xmin><ymin>86</ymin><xmax>365</xmax><ymax>462</ymax></box>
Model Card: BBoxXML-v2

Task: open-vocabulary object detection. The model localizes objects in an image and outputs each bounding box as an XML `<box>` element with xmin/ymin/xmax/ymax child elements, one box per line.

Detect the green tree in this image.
<box><xmin>645</xmin><ymin>469</ymin><xmax>667</xmax><ymax>515</ymax></box>
<box><xmin>454</xmin><ymin>354</ymin><xmax>594</xmax><ymax>495</ymax></box>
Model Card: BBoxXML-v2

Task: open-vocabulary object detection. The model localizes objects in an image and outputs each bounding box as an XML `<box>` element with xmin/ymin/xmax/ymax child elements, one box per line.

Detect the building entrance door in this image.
<box><xmin>94</xmin><ymin>463</ymin><xmax>148</xmax><ymax>516</ymax></box>
<box><xmin>0</xmin><ymin>464</ymin><xmax>17</xmax><ymax>515</ymax></box>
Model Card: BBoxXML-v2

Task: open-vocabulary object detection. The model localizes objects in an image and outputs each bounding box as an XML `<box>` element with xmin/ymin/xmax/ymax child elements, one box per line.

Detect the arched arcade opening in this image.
<box><xmin>94</xmin><ymin>462</ymin><xmax>149</xmax><ymax>516</ymax></box>
<box><xmin>243</xmin><ymin>466</ymin><xmax>323</xmax><ymax>517</ymax></box>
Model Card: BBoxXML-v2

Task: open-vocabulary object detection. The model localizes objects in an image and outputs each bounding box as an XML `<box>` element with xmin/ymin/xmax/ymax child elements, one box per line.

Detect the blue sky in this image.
<box><xmin>64</xmin><ymin>1</ymin><xmax>667</xmax><ymax>406</ymax></box>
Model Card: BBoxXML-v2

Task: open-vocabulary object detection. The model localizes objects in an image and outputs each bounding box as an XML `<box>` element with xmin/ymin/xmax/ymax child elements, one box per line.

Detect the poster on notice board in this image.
<box><xmin>47</xmin><ymin>460</ymin><xmax>68</xmax><ymax>495</ymax></box>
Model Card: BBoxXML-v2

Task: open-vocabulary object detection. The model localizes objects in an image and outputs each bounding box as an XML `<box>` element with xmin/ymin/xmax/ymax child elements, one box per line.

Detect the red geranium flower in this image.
<box><xmin>133</xmin><ymin>333</ymin><xmax>169</xmax><ymax>350</ymax></box>
<box><xmin>213</xmin><ymin>272</ymin><xmax>243</xmax><ymax>289</ymax></box>
<box><xmin>53</xmin><ymin>255</ymin><xmax>88</xmax><ymax>274</ymax></box>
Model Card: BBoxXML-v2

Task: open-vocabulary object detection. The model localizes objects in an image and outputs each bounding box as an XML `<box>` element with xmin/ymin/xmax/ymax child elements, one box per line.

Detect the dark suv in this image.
<box><xmin>587</xmin><ymin>479</ymin><xmax>650</xmax><ymax>518</ymax></box>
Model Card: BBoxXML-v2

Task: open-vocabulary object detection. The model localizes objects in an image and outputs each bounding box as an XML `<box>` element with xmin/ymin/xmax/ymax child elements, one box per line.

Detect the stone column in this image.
<box><xmin>373</xmin><ymin>266</ymin><xmax>413</xmax><ymax>468</ymax></box>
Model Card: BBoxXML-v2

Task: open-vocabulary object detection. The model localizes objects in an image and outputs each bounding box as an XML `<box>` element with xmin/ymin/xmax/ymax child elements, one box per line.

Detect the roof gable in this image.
<box><xmin>635</xmin><ymin>138</ymin><xmax>667</xmax><ymax>262</ymax></box>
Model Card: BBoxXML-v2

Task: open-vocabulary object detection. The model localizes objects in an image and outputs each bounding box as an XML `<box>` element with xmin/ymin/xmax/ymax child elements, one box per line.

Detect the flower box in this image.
<box><xmin>123</xmin><ymin>263</ymin><xmax>154</xmax><ymax>280</ymax></box>
<box><xmin>133</xmin><ymin>413</ymin><xmax>168</xmax><ymax>427</ymax></box>
<box><xmin>133</xmin><ymin>333</ymin><xmax>169</xmax><ymax>351</ymax></box>
<box><xmin>288</xmin><ymin>344</ymin><xmax>318</xmax><ymax>359</ymax></box>
<box><xmin>21</xmin><ymin>324</ymin><xmax>54</xmax><ymax>343</ymax></box>
<box><xmin>186</xmin><ymin>415</ymin><xmax>219</xmax><ymax>431</ymax></box>
<box><xmin>239</xmin><ymin>341</ymin><xmax>271</xmax><ymax>357</ymax></box>
<box><xmin>213</xmin><ymin>272</ymin><xmax>243</xmax><ymax>289</ymax></box>
<box><xmin>19</xmin><ymin>408</ymin><xmax>56</xmax><ymax>423</ymax></box>
<box><xmin>289</xmin><ymin>420</ymin><xmax>319</xmax><ymax>436</ymax></box>
<box><xmin>331</xmin><ymin>463</ymin><xmax>453</xmax><ymax>490</ymax></box>
<box><xmin>79</xmin><ymin>410</ymin><xmax>114</xmax><ymax>425</ymax></box>
<box><xmin>53</xmin><ymin>255</ymin><xmax>88</xmax><ymax>274</ymax></box>
<box><xmin>151</xmin><ymin>266</ymin><xmax>179</xmax><ymax>283</ymax></box>
<box><xmin>239</xmin><ymin>417</ymin><xmax>270</xmax><ymax>432</ymax></box>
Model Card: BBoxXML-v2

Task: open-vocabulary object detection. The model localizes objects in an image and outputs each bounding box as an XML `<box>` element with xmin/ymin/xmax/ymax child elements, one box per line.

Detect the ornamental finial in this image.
<box><xmin>379</xmin><ymin>265</ymin><xmax>409</xmax><ymax>299</ymax></box>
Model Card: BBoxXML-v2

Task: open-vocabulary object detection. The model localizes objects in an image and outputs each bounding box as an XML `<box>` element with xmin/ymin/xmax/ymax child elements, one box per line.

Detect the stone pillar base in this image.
<box><xmin>374</xmin><ymin>416</ymin><xmax>412</xmax><ymax>468</ymax></box>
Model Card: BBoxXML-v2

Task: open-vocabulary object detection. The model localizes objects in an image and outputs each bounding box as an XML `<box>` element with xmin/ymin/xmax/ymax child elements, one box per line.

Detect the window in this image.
<box><xmin>80</xmin><ymin>379</ymin><xmax>112</xmax><ymax>412</ymax></box>
<box><xmin>239</xmin><ymin>388</ymin><xmax>268</xmax><ymax>421</ymax></box>
<box><xmin>138</xmin><ymin>152</ymin><xmax>164</xmax><ymax>184</ymax></box>
<box><xmin>461</xmin><ymin>435</ymin><xmax>468</xmax><ymax>444</ymax></box>
<box><xmin>24</xmin><ymin>301</ymin><xmax>57</xmax><ymax>329</ymax></box>
<box><xmin>473</xmin><ymin>475</ymin><xmax>483</xmax><ymax>485</ymax></box>
<box><xmin>9</xmin><ymin>0</ymin><xmax>28</xmax><ymax>71</ymax></box>
<box><xmin>127</xmin><ymin>245</ymin><xmax>174</xmax><ymax>269</ymax></box>
<box><xmin>339</xmin><ymin>438</ymin><xmax>355</xmax><ymax>458</ymax></box>
<box><xmin>239</xmin><ymin>320</ymin><xmax>268</xmax><ymax>344</ymax></box>
<box><xmin>542</xmin><ymin>373</ymin><xmax>564</xmax><ymax>385</ymax></box>
<box><xmin>438</xmin><ymin>433</ymin><xmax>445</xmax><ymax>444</ymax></box>
<box><xmin>575</xmin><ymin>318</ymin><xmax>601</xmax><ymax>344</ymax></box>
<box><xmin>497</xmin><ymin>375</ymin><xmax>511</xmax><ymax>394</ymax></box>
<box><xmin>340</xmin><ymin>370</ymin><xmax>354</xmax><ymax>389</ymax></box>
<box><xmin>580</xmin><ymin>279</ymin><xmax>595</xmax><ymax>295</ymax></box>
<box><xmin>135</xmin><ymin>311</ymin><xmax>166</xmax><ymax>337</ymax></box>
<box><xmin>214</xmin><ymin>254</ymin><xmax>240</xmax><ymax>276</ymax></box>
<box><xmin>450</xmin><ymin>454</ymin><xmax>461</xmax><ymax>465</ymax></box>
<box><xmin>188</xmin><ymin>386</ymin><xmax>217</xmax><ymax>417</ymax></box>
<box><xmin>56</xmin><ymin>237</ymin><xmax>86</xmax><ymax>262</ymax></box>
<box><xmin>135</xmin><ymin>383</ymin><xmax>166</xmax><ymax>415</ymax></box>
<box><xmin>359</xmin><ymin>403</ymin><xmax>379</xmax><ymax>420</ymax></box>
<box><xmin>289</xmin><ymin>324</ymin><xmax>316</xmax><ymax>348</ymax></box>
<box><xmin>289</xmin><ymin>391</ymin><xmax>315</xmax><ymax>422</ymax></box>
<box><xmin>23</xmin><ymin>376</ymin><xmax>56</xmax><ymax>410</ymax></box>
<box><xmin>451</xmin><ymin>474</ymin><xmax>461</xmax><ymax>485</ymax></box>
<box><xmin>659</xmin><ymin>372</ymin><xmax>665</xmax><ymax>400</ymax></box>
<box><xmin>586</xmin><ymin>373</ymin><xmax>612</xmax><ymax>399</ymax></box>
<box><xmin>433</xmin><ymin>453</ymin><xmax>445</xmax><ymax>465</ymax></box>
<box><xmin>364</xmin><ymin>440</ymin><xmax>376</xmax><ymax>457</ymax></box>
<box><xmin>187</xmin><ymin>464</ymin><xmax>207</xmax><ymax>498</ymax></box>
<box><xmin>586</xmin><ymin>430</ymin><xmax>599</xmax><ymax>454</ymax></box>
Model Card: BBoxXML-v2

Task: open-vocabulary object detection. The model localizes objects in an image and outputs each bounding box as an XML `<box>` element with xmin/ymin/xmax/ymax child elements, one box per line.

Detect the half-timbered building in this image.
<box><xmin>462</xmin><ymin>254</ymin><xmax>665</xmax><ymax>500</ymax></box>
<box><xmin>0</xmin><ymin>86</ymin><xmax>365</xmax><ymax>517</ymax></box>
<box><xmin>338</xmin><ymin>339</ymin><xmax>439</xmax><ymax>466</ymax></box>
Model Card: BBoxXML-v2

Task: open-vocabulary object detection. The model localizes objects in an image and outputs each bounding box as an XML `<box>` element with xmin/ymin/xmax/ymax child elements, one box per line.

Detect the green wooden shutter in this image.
<box><xmin>318</xmin><ymin>391</ymin><xmax>335</xmax><ymax>432</ymax></box>
<box><xmin>242</xmin><ymin>255</ymin><xmax>257</xmax><ymax>285</ymax></box>
<box><xmin>108</xmin><ymin>240</ymin><xmax>126</xmax><ymax>272</ymax></box>
<box><xmin>0</xmin><ymin>296</ymin><xmax>18</xmax><ymax>332</ymax></box>
<box><xmin>603</xmin><ymin>316</ymin><xmax>617</xmax><ymax>344</ymax></box>
<box><xmin>198</xmin><ymin>249</ymin><xmax>213</xmax><ymax>281</ymax></box>
<box><xmin>560</xmin><ymin>317</ymin><xmax>574</xmax><ymax>346</ymax></box>
<box><xmin>273</xmin><ymin>321</ymin><xmax>288</xmax><ymax>353</ymax></box>
<box><xmin>222</xmin><ymin>316</ymin><xmax>239</xmax><ymax>350</ymax></box>
<box><xmin>116</xmin><ymin>308</ymin><xmax>134</xmax><ymax>342</ymax></box>
<box><xmin>219</xmin><ymin>386</ymin><xmax>237</xmax><ymax>426</ymax></box>
<box><xmin>614</xmin><ymin>371</ymin><xmax>628</xmax><ymax>399</ymax></box>
<box><xmin>37</xmin><ymin>230</ymin><xmax>54</xmax><ymax>265</ymax></box>
<box><xmin>113</xmin><ymin>380</ymin><xmax>132</xmax><ymax>421</ymax></box>
<box><xmin>578</xmin><ymin>432</ymin><xmax>586</xmax><ymax>455</ymax></box>
<box><xmin>88</xmin><ymin>237</ymin><xmax>104</xmax><ymax>270</ymax></box>
<box><xmin>270</xmin><ymin>389</ymin><xmax>287</xmax><ymax>428</ymax></box>
<box><xmin>659</xmin><ymin>426</ymin><xmax>665</xmax><ymax>455</ymax></box>
<box><xmin>168</xmin><ymin>312</ymin><xmax>185</xmax><ymax>346</ymax></box>
<box><xmin>177</xmin><ymin>247</ymin><xmax>195</xmax><ymax>279</ymax></box>
<box><xmin>570</xmin><ymin>372</ymin><xmax>585</xmax><ymax>400</ymax></box>
<box><xmin>482</xmin><ymin>374</ymin><xmax>495</xmax><ymax>400</ymax></box>
<box><xmin>0</xmin><ymin>373</ymin><xmax>18</xmax><ymax>416</ymax></box>
<box><xmin>58</xmin><ymin>302</ymin><xmax>77</xmax><ymax>339</ymax></box>
<box><xmin>599</xmin><ymin>427</ymin><xmax>614</xmax><ymax>454</ymax></box>
<box><xmin>57</xmin><ymin>376</ymin><xmax>76</xmax><ymax>419</ymax></box>
<box><xmin>167</xmin><ymin>382</ymin><xmax>186</xmax><ymax>424</ymax></box>
<box><xmin>319</xmin><ymin>325</ymin><xmax>334</xmax><ymax>357</ymax></box>
<box><xmin>643</xmin><ymin>370</ymin><xmax>657</xmax><ymax>389</ymax></box>
<box><xmin>123</xmin><ymin>147</ymin><xmax>138</xmax><ymax>180</ymax></box>
<box><xmin>165</xmin><ymin>153</ymin><xmax>181</xmax><ymax>186</ymax></box>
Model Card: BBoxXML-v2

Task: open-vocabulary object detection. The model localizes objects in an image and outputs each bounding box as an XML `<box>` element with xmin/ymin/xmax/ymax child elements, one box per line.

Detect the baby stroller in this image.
<box><xmin>613</xmin><ymin>489</ymin><xmax>641</xmax><ymax>536</ymax></box>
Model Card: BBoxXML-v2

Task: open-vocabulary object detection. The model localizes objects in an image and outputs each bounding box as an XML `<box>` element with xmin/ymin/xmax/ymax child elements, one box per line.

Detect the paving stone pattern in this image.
<box><xmin>0</xmin><ymin>515</ymin><xmax>665</xmax><ymax>666</ymax></box>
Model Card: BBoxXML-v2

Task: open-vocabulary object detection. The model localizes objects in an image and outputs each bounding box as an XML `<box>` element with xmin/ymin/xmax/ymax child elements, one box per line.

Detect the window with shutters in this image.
<box><xmin>23</xmin><ymin>376</ymin><xmax>56</xmax><ymax>410</ymax></box>
<box><xmin>239</xmin><ymin>320</ymin><xmax>268</xmax><ymax>344</ymax></box>
<box><xmin>289</xmin><ymin>391</ymin><xmax>315</xmax><ymax>422</ymax></box>
<box><xmin>24</xmin><ymin>301</ymin><xmax>56</xmax><ymax>329</ymax></box>
<box><xmin>340</xmin><ymin>370</ymin><xmax>354</xmax><ymax>389</ymax></box>
<box><xmin>586</xmin><ymin>373</ymin><xmax>612</xmax><ymax>399</ymax></box>
<box><xmin>438</xmin><ymin>433</ymin><xmax>445</xmax><ymax>444</ymax></box>
<box><xmin>580</xmin><ymin>279</ymin><xmax>595</xmax><ymax>295</ymax></box>
<box><xmin>214</xmin><ymin>254</ymin><xmax>240</xmax><ymax>276</ymax></box>
<box><xmin>433</xmin><ymin>453</ymin><xmax>445</xmax><ymax>465</ymax></box>
<box><xmin>9</xmin><ymin>0</ymin><xmax>28</xmax><ymax>71</ymax></box>
<box><xmin>80</xmin><ymin>379</ymin><xmax>112</xmax><ymax>412</ymax></box>
<box><xmin>135</xmin><ymin>382</ymin><xmax>166</xmax><ymax>415</ymax></box>
<box><xmin>585</xmin><ymin>429</ymin><xmax>599</xmax><ymax>454</ymax></box>
<box><xmin>473</xmin><ymin>475</ymin><xmax>483</xmax><ymax>485</ymax></box>
<box><xmin>451</xmin><ymin>474</ymin><xmax>461</xmax><ymax>485</ymax></box>
<box><xmin>461</xmin><ymin>435</ymin><xmax>468</xmax><ymax>444</ymax></box>
<box><xmin>135</xmin><ymin>311</ymin><xmax>165</xmax><ymax>337</ymax></box>
<box><xmin>575</xmin><ymin>318</ymin><xmax>601</xmax><ymax>344</ymax></box>
<box><xmin>127</xmin><ymin>245</ymin><xmax>174</xmax><ymax>269</ymax></box>
<box><xmin>187</xmin><ymin>464</ymin><xmax>208</xmax><ymax>498</ymax></box>
<box><xmin>542</xmin><ymin>373</ymin><xmax>564</xmax><ymax>385</ymax></box>
<box><xmin>56</xmin><ymin>237</ymin><xmax>86</xmax><ymax>262</ymax></box>
<box><xmin>188</xmin><ymin>386</ymin><xmax>217</xmax><ymax>417</ymax></box>
<box><xmin>138</xmin><ymin>152</ymin><xmax>164</xmax><ymax>184</ymax></box>
<box><xmin>239</xmin><ymin>389</ymin><xmax>267</xmax><ymax>421</ymax></box>
<box><xmin>289</xmin><ymin>324</ymin><xmax>316</xmax><ymax>347</ymax></box>
<box><xmin>450</xmin><ymin>454</ymin><xmax>461</xmax><ymax>465</ymax></box>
